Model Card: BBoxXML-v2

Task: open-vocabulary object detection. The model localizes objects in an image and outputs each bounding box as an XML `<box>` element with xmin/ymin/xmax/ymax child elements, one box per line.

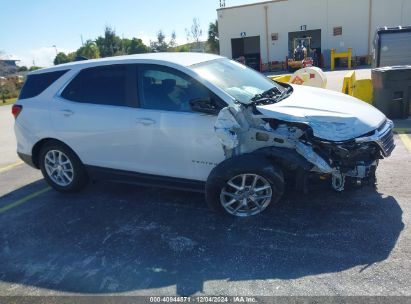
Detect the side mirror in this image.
<box><xmin>189</xmin><ymin>97</ymin><xmax>220</xmax><ymax>115</ymax></box>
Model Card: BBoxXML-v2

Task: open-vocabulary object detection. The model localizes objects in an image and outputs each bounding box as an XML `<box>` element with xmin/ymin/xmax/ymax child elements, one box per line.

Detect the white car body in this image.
<box><xmin>14</xmin><ymin>52</ymin><xmax>394</xmax><ymax>197</ymax></box>
<box><xmin>257</xmin><ymin>85</ymin><xmax>386</xmax><ymax>141</ymax></box>
<box><xmin>15</xmin><ymin>53</ymin><xmax>228</xmax><ymax>181</ymax></box>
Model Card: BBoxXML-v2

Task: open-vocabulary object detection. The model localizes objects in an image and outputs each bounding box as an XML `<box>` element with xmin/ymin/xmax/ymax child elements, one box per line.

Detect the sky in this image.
<box><xmin>0</xmin><ymin>0</ymin><xmax>267</xmax><ymax>67</ymax></box>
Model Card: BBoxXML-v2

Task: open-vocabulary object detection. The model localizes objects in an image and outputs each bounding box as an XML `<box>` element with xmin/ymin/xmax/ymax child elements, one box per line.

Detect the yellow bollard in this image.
<box><xmin>331</xmin><ymin>48</ymin><xmax>353</xmax><ymax>70</ymax></box>
<box><xmin>269</xmin><ymin>74</ymin><xmax>292</xmax><ymax>83</ymax></box>
<box><xmin>341</xmin><ymin>71</ymin><xmax>373</xmax><ymax>104</ymax></box>
<box><xmin>352</xmin><ymin>79</ymin><xmax>373</xmax><ymax>104</ymax></box>
<box><xmin>342</xmin><ymin>71</ymin><xmax>356</xmax><ymax>95</ymax></box>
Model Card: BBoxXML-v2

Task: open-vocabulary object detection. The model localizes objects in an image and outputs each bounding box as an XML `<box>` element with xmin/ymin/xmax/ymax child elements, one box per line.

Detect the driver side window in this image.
<box><xmin>138</xmin><ymin>65</ymin><xmax>212</xmax><ymax>112</ymax></box>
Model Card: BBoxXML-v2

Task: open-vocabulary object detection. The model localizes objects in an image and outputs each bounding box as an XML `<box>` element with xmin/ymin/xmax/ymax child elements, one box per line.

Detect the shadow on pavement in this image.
<box><xmin>0</xmin><ymin>180</ymin><xmax>404</xmax><ymax>295</ymax></box>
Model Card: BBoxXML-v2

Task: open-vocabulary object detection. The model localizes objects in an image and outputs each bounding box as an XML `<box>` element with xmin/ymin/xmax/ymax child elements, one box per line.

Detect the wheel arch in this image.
<box><xmin>208</xmin><ymin>147</ymin><xmax>313</xmax><ymax>181</ymax></box>
<box><xmin>253</xmin><ymin>146</ymin><xmax>314</xmax><ymax>172</ymax></box>
<box><xmin>207</xmin><ymin>153</ymin><xmax>278</xmax><ymax>183</ymax></box>
<box><xmin>32</xmin><ymin>138</ymin><xmax>82</xmax><ymax>169</ymax></box>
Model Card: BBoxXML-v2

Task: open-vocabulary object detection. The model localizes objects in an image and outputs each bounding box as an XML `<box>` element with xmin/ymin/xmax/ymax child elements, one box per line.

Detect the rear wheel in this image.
<box><xmin>39</xmin><ymin>142</ymin><xmax>88</xmax><ymax>192</ymax></box>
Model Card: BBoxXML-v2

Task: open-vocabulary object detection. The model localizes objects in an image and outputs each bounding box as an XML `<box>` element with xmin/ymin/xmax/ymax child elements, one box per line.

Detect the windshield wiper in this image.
<box><xmin>276</xmin><ymin>86</ymin><xmax>293</xmax><ymax>101</ymax></box>
<box><xmin>250</xmin><ymin>86</ymin><xmax>285</xmax><ymax>105</ymax></box>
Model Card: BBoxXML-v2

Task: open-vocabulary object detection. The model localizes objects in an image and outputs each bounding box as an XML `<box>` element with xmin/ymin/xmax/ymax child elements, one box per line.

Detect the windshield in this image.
<box><xmin>190</xmin><ymin>58</ymin><xmax>284</xmax><ymax>104</ymax></box>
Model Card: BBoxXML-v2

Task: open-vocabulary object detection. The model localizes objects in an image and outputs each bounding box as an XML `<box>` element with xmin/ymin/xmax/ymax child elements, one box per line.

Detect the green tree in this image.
<box><xmin>186</xmin><ymin>18</ymin><xmax>203</xmax><ymax>46</ymax></box>
<box><xmin>67</xmin><ymin>52</ymin><xmax>77</xmax><ymax>62</ymax></box>
<box><xmin>29</xmin><ymin>66</ymin><xmax>41</xmax><ymax>71</ymax></box>
<box><xmin>128</xmin><ymin>38</ymin><xmax>150</xmax><ymax>54</ymax></box>
<box><xmin>120</xmin><ymin>38</ymin><xmax>132</xmax><ymax>54</ymax></box>
<box><xmin>169</xmin><ymin>31</ymin><xmax>177</xmax><ymax>49</ymax></box>
<box><xmin>54</xmin><ymin>52</ymin><xmax>70</xmax><ymax>65</ymax></box>
<box><xmin>177</xmin><ymin>45</ymin><xmax>190</xmax><ymax>52</ymax></box>
<box><xmin>95</xmin><ymin>26</ymin><xmax>122</xmax><ymax>57</ymax></box>
<box><xmin>150</xmin><ymin>30</ymin><xmax>168</xmax><ymax>52</ymax></box>
<box><xmin>17</xmin><ymin>66</ymin><xmax>28</xmax><ymax>72</ymax></box>
<box><xmin>77</xmin><ymin>40</ymin><xmax>100</xmax><ymax>59</ymax></box>
<box><xmin>207</xmin><ymin>20</ymin><xmax>219</xmax><ymax>54</ymax></box>
<box><xmin>0</xmin><ymin>80</ymin><xmax>18</xmax><ymax>101</ymax></box>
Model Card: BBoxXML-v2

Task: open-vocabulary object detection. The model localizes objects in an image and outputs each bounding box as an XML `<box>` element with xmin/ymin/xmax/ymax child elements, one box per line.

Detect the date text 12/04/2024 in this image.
<box><xmin>149</xmin><ymin>296</ymin><xmax>258</xmax><ymax>303</ymax></box>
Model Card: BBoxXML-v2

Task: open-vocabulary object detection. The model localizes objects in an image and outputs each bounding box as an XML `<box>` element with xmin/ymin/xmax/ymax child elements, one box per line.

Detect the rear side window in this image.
<box><xmin>19</xmin><ymin>70</ymin><xmax>68</xmax><ymax>100</ymax></box>
<box><xmin>61</xmin><ymin>65</ymin><xmax>128</xmax><ymax>106</ymax></box>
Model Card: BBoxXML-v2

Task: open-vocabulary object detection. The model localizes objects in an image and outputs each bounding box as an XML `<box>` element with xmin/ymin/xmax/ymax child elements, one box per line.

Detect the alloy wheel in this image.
<box><xmin>220</xmin><ymin>173</ymin><xmax>273</xmax><ymax>217</ymax></box>
<box><xmin>44</xmin><ymin>150</ymin><xmax>74</xmax><ymax>187</ymax></box>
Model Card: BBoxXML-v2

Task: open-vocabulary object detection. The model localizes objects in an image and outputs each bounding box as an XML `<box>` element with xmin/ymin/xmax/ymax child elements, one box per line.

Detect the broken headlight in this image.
<box><xmin>315</xmin><ymin>140</ymin><xmax>380</xmax><ymax>167</ymax></box>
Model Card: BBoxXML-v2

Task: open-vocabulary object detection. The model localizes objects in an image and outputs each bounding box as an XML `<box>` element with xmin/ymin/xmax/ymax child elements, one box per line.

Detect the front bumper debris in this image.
<box><xmin>355</xmin><ymin>120</ymin><xmax>395</xmax><ymax>157</ymax></box>
<box><xmin>214</xmin><ymin>104</ymin><xmax>394</xmax><ymax>192</ymax></box>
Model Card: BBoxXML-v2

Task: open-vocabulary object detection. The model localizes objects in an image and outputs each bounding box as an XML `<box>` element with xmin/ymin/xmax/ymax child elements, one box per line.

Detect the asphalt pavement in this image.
<box><xmin>0</xmin><ymin>134</ymin><xmax>410</xmax><ymax>296</ymax></box>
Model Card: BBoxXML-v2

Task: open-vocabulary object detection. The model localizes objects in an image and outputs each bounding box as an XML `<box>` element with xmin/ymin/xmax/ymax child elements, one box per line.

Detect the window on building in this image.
<box><xmin>333</xmin><ymin>26</ymin><xmax>343</xmax><ymax>36</ymax></box>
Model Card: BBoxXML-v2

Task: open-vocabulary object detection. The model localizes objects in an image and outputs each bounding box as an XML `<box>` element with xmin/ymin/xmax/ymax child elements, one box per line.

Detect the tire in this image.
<box><xmin>39</xmin><ymin>141</ymin><xmax>88</xmax><ymax>193</ymax></box>
<box><xmin>206</xmin><ymin>154</ymin><xmax>284</xmax><ymax>217</ymax></box>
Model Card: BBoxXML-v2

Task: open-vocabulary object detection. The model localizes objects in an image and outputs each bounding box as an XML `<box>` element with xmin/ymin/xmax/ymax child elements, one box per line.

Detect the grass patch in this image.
<box><xmin>0</xmin><ymin>98</ymin><xmax>17</xmax><ymax>106</ymax></box>
<box><xmin>394</xmin><ymin>128</ymin><xmax>411</xmax><ymax>134</ymax></box>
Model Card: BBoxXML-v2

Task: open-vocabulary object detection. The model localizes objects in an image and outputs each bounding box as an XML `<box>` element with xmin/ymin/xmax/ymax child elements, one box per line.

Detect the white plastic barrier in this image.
<box><xmin>289</xmin><ymin>67</ymin><xmax>327</xmax><ymax>88</ymax></box>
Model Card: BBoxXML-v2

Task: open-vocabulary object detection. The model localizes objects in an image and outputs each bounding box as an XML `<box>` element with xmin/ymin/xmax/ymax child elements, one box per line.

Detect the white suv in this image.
<box><xmin>13</xmin><ymin>53</ymin><xmax>394</xmax><ymax>217</ymax></box>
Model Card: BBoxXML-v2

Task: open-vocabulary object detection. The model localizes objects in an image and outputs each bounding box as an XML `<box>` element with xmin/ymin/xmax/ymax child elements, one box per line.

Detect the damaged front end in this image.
<box><xmin>214</xmin><ymin>103</ymin><xmax>395</xmax><ymax>192</ymax></box>
<box><xmin>305</xmin><ymin>119</ymin><xmax>395</xmax><ymax>190</ymax></box>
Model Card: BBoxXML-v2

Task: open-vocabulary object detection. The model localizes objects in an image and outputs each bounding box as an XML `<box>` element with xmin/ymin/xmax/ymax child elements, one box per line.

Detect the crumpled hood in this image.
<box><xmin>256</xmin><ymin>85</ymin><xmax>386</xmax><ymax>141</ymax></box>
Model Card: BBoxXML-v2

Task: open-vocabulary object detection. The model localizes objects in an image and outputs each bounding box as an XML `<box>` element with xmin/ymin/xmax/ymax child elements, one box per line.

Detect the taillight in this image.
<box><xmin>12</xmin><ymin>104</ymin><xmax>23</xmax><ymax>119</ymax></box>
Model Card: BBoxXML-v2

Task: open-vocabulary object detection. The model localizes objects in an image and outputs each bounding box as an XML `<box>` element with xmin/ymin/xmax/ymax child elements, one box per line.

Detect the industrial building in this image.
<box><xmin>0</xmin><ymin>59</ymin><xmax>19</xmax><ymax>77</ymax></box>
<box><xmin>217</xmin><ymin>0</ymin><xmax>411</xmax><ymax>70</ymax></box>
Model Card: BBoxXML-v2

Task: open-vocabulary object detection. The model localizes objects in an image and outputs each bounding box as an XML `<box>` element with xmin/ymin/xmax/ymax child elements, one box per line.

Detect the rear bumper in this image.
<box><xmin>17</xmin><ymin>152</ymin><xmax>37</xmax><ymax>169</ymax></box>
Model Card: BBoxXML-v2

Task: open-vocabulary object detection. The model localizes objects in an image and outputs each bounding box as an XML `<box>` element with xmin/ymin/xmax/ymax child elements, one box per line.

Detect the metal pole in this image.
<box><xmin>367</xmin><ymin>0</ymin><xmax>373</xmax><ymax>57</ymax></box>
<box><xmin>264</xmin><ymin>6</ymin><xmax>270</xmax><ymax>67</ymax></box>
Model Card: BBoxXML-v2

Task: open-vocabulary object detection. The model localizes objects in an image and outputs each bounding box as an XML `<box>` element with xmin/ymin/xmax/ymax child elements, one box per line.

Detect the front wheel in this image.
<box><xmin>206</xmin><ymin>155</ymin><xmax>284</xmax><ymax>217</ymax></box>
<box><xmin>39</xmin><ymin>142</ymin><xmax>88</xmax><ymax>193</ymax></box>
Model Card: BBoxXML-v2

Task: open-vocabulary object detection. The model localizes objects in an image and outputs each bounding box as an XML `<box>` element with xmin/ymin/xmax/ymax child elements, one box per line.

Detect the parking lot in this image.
<box><xmin>1</xmin><ymin>75</ymin><xmax>411</xmax><ymax>297</ymax></box>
